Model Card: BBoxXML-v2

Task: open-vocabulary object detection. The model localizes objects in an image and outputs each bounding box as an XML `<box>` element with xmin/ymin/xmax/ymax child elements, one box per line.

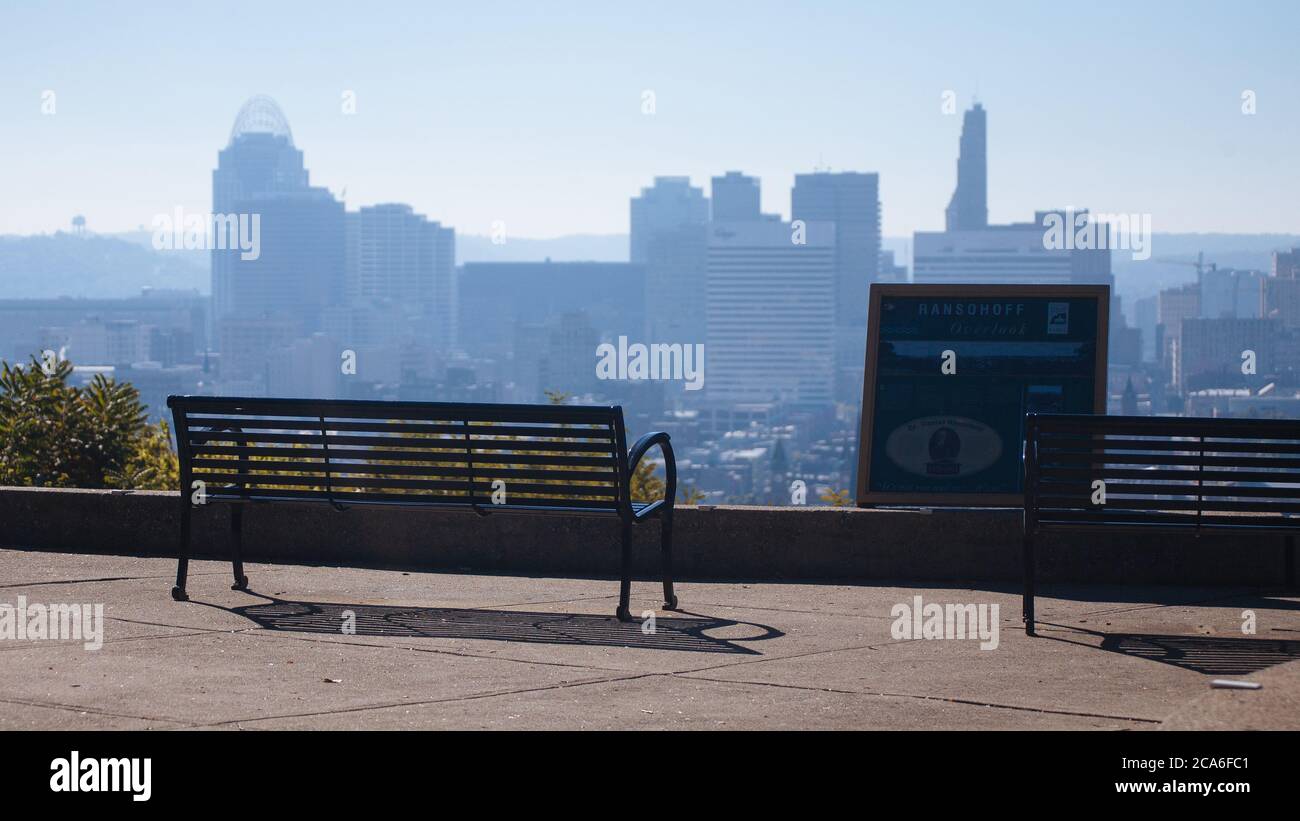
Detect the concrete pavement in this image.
<box><xmin>1</xmin><ymin>547</ymin><xmax>1297</xmax><ymax>730</ymax></box>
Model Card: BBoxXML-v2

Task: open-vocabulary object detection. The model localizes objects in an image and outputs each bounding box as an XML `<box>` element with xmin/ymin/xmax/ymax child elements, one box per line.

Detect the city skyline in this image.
<box><xmin>3</xmin><ymin>1</ymin><xmax>1299</xmax><ymax>240</ymax></box>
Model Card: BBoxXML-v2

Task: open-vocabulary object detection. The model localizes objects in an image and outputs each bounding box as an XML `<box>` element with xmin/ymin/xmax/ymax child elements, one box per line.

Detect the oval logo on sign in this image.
<box><xmin>884</xmin><ymin>416</ymin><xmax>1002</xmax><ymax>478</ymax></box>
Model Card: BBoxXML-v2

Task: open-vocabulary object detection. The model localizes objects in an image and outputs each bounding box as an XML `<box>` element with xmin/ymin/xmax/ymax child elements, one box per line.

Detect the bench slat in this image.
<box><xmin>186</xmin><ymin>444</ymin><xmax>617</xmax><ymax>468</ymax></box>
<box><xmin>192</xmin><ymin>472</ymin><xmax>620</xmax><ymax>497</ymax></box>
<box><xmin>185</xmin><ymin>430</ymin><xmax>617</xmax><ymax>453</ymax></box>
<box><xmin>1036</xmin><ymin>496</ymin><xmax>1300</xmax><ymax>513</ymax></box>
<box><xmin>201</xmin><ymin>486</ymin><xmax>620</xmax><ymax>509</ymax></box>
<box><xmin>172</xmin><ymin>396</ymin><xmax>620</xmax><ymax>424</ymax></box>
<box><xmin>187</xmin><ymin>458</ymin><xmax>617</xmax><ymax>483</ymax></box>
<box><xmin>1036</xmin><ymin>438</ymin><xmax>1300</xmax><ymax>455</ymax></box>
<box><xmin>1038</xmin><ymin>451</ymin><xmax>1300</xmax><ymax>469</ymax></box>
<box><xmin>1035</xmin><ymin>481</ymin><xmax>1300</xmax><ymax>499</ymax></box>
<box><xmin>1036</xmin><ymin>512</ymin><xmax>1298</xmax><ymax>530</ymax></box>
<box><xmin>1036</xmin><ymin>466</ymin><xmax>1300</xmax><ymax>484</ymax></box>
<box><xmin>1033</xmin><ymin>416</ymin><xmax>1300</xmax><ymax>438</ymax></box>
<box><xmin>183</xmin><ymin>418</ymin><xmax>614</xmax><ymax>439</ymax></box>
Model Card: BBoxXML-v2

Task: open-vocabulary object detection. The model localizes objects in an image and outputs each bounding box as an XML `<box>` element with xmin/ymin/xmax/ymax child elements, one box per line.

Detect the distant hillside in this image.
<box><xmin>1111</xmin><ymin>234</ymin><xmax>1300</xmax><ymax>305</ymax></box>
<box><xmin>0</xmin><ymin>232</ymin><xmax>208</xmax><ymax>298</ymax></box>
<box><xmin>3</xmin><ymin>229</ymin><xmax>1294</xmax><ymax>304</ymax></box>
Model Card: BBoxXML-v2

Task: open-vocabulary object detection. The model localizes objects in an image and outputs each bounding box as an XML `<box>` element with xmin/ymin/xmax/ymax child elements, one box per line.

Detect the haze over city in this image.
<box><xmin>3</xmin><ymin>0</ymin><xmax>1298</xmax><ymax>239</ymax></box>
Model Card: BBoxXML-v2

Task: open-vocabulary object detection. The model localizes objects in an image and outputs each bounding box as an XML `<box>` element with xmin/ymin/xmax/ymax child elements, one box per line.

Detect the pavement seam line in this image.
<box><xmin>190</xmin><ymin>671</ymin><xmax>659</xmax><ymax>728</ymax></box>
<box><xmin>676</xmin><ymin>673</ymin><xmax>1163</xmax><ymax>724</ymax></box>
<box><xmin>0</xmin><ymin>695</ymin><xmax>191</xmax><ymax>727</ymax></box>
<box><xmin>229</xmin><ymin>626</ymin><xmax>632</xmax><ymax>673</ymax></box>
<box><xmin>0</xmin><ymin>628</ymin><xmax>218</xmax><ymax>653</ymax></box>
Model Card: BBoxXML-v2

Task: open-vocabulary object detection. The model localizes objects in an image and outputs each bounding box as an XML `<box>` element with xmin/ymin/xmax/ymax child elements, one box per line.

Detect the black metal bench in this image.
<box><xmin>167</xmin><ymin>395</ymin><xmax>678</xmax><ymax>621</ymax></box>
<box><xmin>1023</xmin><ymin>413</ymin><xmax>1300</xmax><ymax>636</ymax></box>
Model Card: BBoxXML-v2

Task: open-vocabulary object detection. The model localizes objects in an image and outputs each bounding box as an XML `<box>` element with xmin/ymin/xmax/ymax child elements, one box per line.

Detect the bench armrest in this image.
<box><xmin>626</xmin><ymin>431</ymin><xmax>676</xmax><ymax>518</ymax></box>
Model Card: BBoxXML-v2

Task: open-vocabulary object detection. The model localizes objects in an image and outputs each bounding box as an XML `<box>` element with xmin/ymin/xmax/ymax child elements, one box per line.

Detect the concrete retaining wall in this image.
<box><xmin>0</xmin><ymin>486</ymin><xmax>1291</xmax><ymax>585</ymax></box>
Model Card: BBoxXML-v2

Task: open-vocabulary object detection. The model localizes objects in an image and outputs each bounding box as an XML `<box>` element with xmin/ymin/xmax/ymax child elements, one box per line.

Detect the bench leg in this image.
<box><xmin>230</xmin><ymin>505</ymin><xmax>249</xmax><ymax>591</ymax></box>
<box><xmin>171</xmin><ymin>502</ymin><xmax>191</xmax><ymax>601</ymax></box>
<box><xmin>1022</xmin><ymin>532</ymin><xmax>1036</xmax><ymax>636</ymax></box>
<box><xmin>616</xmin><ymin>519</ymin><xmax>633</xmax><ymax>622</ymax></box>
<box><xmin>1287</xmin><ymin>534</ymin><xmax>1297</xmax><ymax>592</ymax></box>
<box><xmin>660</xmin><ymin>510</ymin><xmax>678</xmax><ymax>611</ymax></box>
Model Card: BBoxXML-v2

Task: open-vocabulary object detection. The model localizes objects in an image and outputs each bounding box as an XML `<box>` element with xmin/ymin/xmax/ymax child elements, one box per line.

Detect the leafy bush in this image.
<box><xmin>0</xmin><ymin>356</ymin><xmax>178</xmax><ymax>490</ymax></box>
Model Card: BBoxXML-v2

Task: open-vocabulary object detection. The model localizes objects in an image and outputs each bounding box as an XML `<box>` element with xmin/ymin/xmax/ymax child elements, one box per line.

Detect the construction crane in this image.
<box><xmin>1153</xmin><ymin>251</ymin><xmax>1216</xmax><ymax>288</ymax></box>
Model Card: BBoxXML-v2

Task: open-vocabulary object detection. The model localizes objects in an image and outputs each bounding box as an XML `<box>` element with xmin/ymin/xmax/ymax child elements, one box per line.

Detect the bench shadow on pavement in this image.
<box><xmin>1041</xmin><ymin>624</ymin><xmax>1300</xmax><ymax>676</ymax></box>
<box><xmin>212</xmin><ymin>592</ymin><xmax>783</xmax><ymax>656</ymax></box>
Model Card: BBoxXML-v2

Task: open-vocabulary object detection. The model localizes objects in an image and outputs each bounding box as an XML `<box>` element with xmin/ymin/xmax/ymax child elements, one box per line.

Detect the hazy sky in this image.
<box><xmin>2</xmin><ymin>0</ymin><xmax>1297</xmax><ymax>240</ymax></box>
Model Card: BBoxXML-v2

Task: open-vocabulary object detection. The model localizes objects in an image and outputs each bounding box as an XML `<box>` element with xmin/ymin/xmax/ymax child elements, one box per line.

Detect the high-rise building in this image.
<box><xmin>711</xmin><ymin>171</ymin><xmax>762</xmax><ymax>221</ymax></box>
<box><xmin>211</xmin><ymin>96</ymin><xmax>345</xmax><ymax>358</ymax></box>
<box><xmin>791</xmin><ymin>171</ymin><xmax>881</xmax><ymax>326</ymax></box>
<box><xmin>629</xmin><ymin>177</ymin><xmax>709</xmax><ymax>264</ymax></box>
<box><xmin>346</xmin><ymin>204</ymin><xmax>456</xmax><ymax>351</ymax></box>
<box><xmin>538</xmin><ymin>311</ymin><xmax>599</xmax><ymax>399</ymax></box>
<box><xmin>913</xmin><ymin>210</ymin><xmax>1113</xmax><ymax>287</ymax></box>
<box><xmin>643</xmin><ymin>222</ymin><xmax>709</xmax><ymax>345</ymax></box>
<box><xmin>1201</xmin><ymin>267</ymin><xmax>1264</xmax><ymax>320</ymax></box>
<box><xmin>878</xmin><ymin>249</ymin><xmax>909</xmax><ymax>284</ymax></box>
<box><xmin>945</xmin><ymin>103</ymin><xmax>988</xmax><ymax>231</ymax></box>
<box><xmin>630</xmin><ymin>177</ymin><xmax>710</xmax><ymax>348</ymax></box>
<box><xmin>1158</xmin><ymin>282</ymin><xmax>1201</xmax><ymax>369</ymax></box>
<box><xmin>1265</xmin><ymin>248</ymin><xmax>1300</xmax><ymax>329</ymax></box>
<box><xmin>919</xmin><ymin>103</ymin><xmax>1112</xmax><ymax>292</ymax></box>
<box><xmin>218</xmin><ymin>188</ymin><xmax>345</xmax><ymax>331</ymax></box>
<box><xmin>706</xmin><ymin>219</ymin><xmax>835</xmax><ymax>407</ymax></box>
<box><xmin>1273</xmin><ymin>247</ymin><xmax>1300</xmax><ymax>279</ymax></box>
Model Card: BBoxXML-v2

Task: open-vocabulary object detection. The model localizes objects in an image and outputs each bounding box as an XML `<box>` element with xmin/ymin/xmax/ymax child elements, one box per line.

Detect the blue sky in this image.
<box><xmin>1</xmin><ymin>0</ymin><xmax>1296</xmax><ymax>239</ymax></box>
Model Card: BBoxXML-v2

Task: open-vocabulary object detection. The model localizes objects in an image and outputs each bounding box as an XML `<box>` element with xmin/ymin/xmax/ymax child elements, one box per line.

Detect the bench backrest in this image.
<box><xmin>1025</xmin><ymin>413</ymin><xmax>1300</xmax><ymax>532</ymax></box>
<box><xmin>168</xmin><ymin>396</ymin><xmax>631</xmax><ymax>515</ymax></box>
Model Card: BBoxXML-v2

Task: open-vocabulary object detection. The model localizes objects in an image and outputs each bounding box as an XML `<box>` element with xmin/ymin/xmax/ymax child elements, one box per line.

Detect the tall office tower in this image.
<box><xmin>791</xmin><ymin>171</ymin><xmax>882</xmax><ymax>405</ymax></box>
<box><xmin>630</xmin><ymin>177</ymin><xmax>710</xmax><ymax>349</ymax></box>
<box><xmin>706</xmin><ymin>219</ymin><xmax>836</xmax><ymax>407</ymax></box>
<box><xmin>945</xmin><ymin>103</ymin><xmax>988</xmax><ymax>231</ymax></box>
<box><xmin>711</xmin><ymin>171</ymin><xmax>762</xmax><ymax>221</ymax></box>
<box><xmin>791</xmin><ymin>171</ymin><xmax>881</xmax><ymax>326</ymax></box>
<box><xmin>643</xmin><ymin>223</ymin><xmax>709</xmax><ymax>345</ymax></box>
<box><xmin>1157</xmin><ymin>282</ymin><xmax>1201</xmax><ymax>371</ymax></box>
<box><xmin>217</xmin><ymin>188</ymin><xmax>345</xmax><ymax>331</ymax></box>
<box><xmin>211</xmin><ymin>96</ymin><xmax>345</xmax><ymax>359</ymax></box>
<box><xmin>629</xmin><ymin>176</ymin><xmax>709</xmax><ymax>263</ymax></box>
<box><xmin>913</xmin><ymin>210</ymin><xmax>1113</xmax><ymax>287</ymax></box>
<box><xmin>346</xmin><ymin>204</ymin><xmax>456</xmax><ymax>351</ymax></box>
